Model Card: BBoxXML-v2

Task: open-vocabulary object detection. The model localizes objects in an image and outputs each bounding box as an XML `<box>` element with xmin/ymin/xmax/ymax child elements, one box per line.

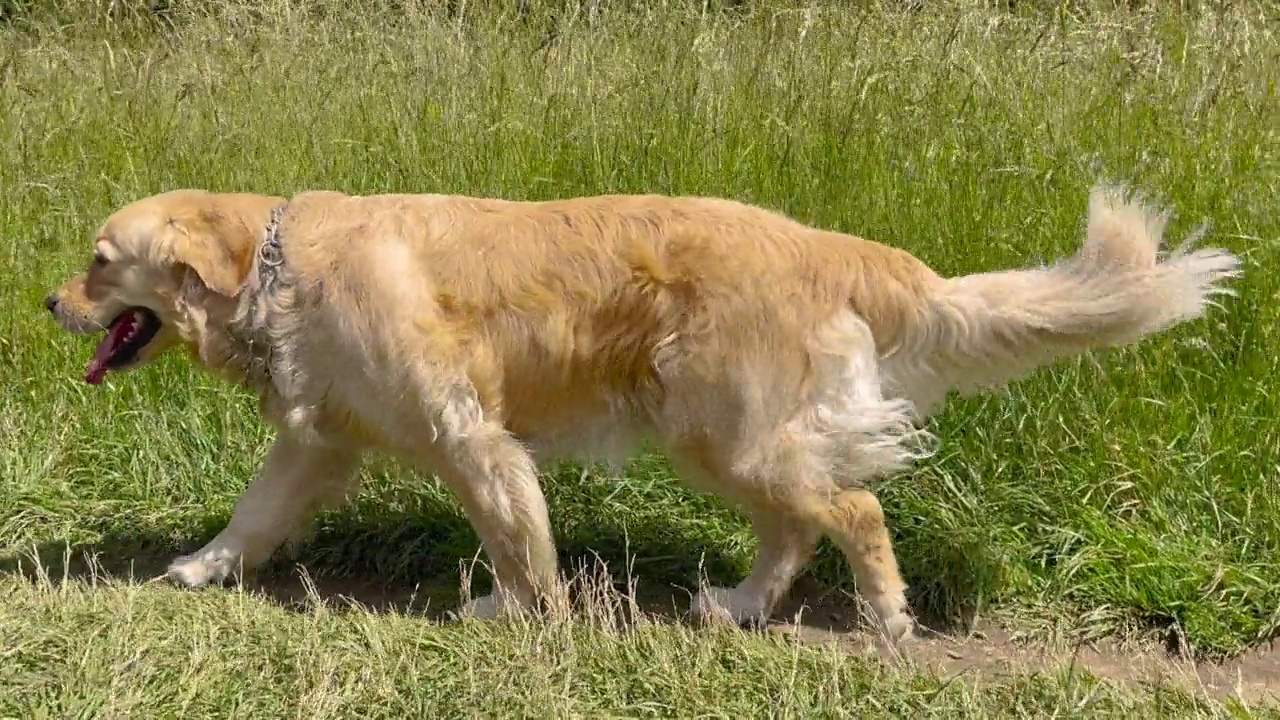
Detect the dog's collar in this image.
<box><xmin>238</xmin><ymin>202</ymin><xmax>290</xmax><ymax>395</ymax></box>
<box><xmin>255</xmin><ymin>203</ymin><xmax>289</xmax><ymax>289</ymax></box>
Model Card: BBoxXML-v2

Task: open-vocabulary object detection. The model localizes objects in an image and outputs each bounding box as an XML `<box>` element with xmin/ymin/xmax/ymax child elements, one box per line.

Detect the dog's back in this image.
<box><xmin>275</xmin><ymin>191</ymin><xmax>942</xmax><ymax>466</ymax></box>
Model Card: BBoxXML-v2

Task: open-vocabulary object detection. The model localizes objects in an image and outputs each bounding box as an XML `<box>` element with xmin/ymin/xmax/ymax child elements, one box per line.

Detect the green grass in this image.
<box><xmin>1</xmin><ymin>558</ymin><xmax>1255</xmax><ymax>719</ymax></box>
<box><xmin>1</xmin><ymin>0</ymin><xmax>1278</xmax><ymax>714</ymax></box>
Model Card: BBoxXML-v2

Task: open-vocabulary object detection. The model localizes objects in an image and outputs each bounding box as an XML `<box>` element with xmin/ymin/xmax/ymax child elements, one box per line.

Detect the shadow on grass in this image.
<box><xmin>0</xmin><ymin>487</ymin><xmax>986</xmax><ymax>639</ymax></box>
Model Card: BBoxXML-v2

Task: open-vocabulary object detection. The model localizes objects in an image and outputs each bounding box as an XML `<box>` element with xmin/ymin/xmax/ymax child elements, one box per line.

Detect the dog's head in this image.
<box><xmin>45</xmin><ymin>189</ymin><xmax>285</xmax><ymax>384</ymax></box>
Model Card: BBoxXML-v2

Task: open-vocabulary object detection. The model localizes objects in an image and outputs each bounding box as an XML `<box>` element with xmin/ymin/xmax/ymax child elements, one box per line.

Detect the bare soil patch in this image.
<box><xmin>767</xmin><ymin>578</ymin><xmax>1280</xmax><ymax>707</ymax></box>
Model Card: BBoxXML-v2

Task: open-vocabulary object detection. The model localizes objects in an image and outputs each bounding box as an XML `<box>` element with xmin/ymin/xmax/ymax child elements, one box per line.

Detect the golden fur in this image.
<box><xmin>46</xmin><ymin>186</ymin><xmax>1240</xmax><ymax>643</ymax></box>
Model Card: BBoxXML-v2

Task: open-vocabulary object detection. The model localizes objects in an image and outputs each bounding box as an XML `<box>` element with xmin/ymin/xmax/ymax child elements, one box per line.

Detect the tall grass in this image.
<box><xmin>1</xmin><ymin>0</ymin><xmax>1277</xmax><ymax>671</ymax></box>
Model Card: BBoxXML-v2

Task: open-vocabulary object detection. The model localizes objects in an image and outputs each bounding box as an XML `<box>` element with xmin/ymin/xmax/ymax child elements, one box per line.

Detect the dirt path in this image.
<box><xmin>775</xmin><ymin>617</ymin><xmax>1280</xmax><ymax>706</ymax></box>
<box><xmin>765</xmin><ymin>580</ymin><xmax>1280</xmax><ymax>707</ymax></box>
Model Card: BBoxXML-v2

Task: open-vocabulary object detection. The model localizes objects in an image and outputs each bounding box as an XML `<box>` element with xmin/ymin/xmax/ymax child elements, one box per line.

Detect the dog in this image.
<box><xmin>45</xmin><ymin>185</ymin><xmax>1239</xmax><ymax>644</ymax></box>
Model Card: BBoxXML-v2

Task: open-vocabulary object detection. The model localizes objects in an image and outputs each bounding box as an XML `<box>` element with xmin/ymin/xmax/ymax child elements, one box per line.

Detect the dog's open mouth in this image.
<box><xmin>85</xmin><ymin>307</ymin><xmax>162</xmax><ymax>385</ymax></box>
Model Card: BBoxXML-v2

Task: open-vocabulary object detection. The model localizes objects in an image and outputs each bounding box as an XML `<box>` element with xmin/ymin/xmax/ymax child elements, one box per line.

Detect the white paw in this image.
<box><xmin>864</xmin><ymin>591</ymin><xmax>916</xmax><ymax>647</ymax></box>
<box><xmin>165</xmin><ymin>547</ymin><xmax>240</xmax><ymax>588</ymax></box>
<box><xmin>691</xmin><ymin>586</ymin><xmax>769</xmax><ymax>629</ymax></box>
<box><xmin>876</xmin><ymin>610</ymin><xmax>916</xmax><ymax>646</ymax></box>
<box><xmin>456</xmin><ymin>592</ymin><xmax>518</xmax><ymax>620</ymax></box>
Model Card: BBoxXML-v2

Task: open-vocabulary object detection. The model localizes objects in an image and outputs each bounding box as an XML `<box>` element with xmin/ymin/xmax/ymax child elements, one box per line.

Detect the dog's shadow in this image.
<box><xmin>0</xmin><ymin>467</ymin><xmax>986</xmax><ymax>638</ymax></box>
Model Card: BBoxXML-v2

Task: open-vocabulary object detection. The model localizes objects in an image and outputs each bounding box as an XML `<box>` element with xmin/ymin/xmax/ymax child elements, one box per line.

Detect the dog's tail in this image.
<box><xmin>896</xmin><ymin>185</ymin><xmax>1241</xmax><ymax>399</ymax></box>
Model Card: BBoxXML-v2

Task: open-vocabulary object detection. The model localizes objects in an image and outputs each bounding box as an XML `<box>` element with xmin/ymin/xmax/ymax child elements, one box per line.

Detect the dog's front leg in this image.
<box><xmin>166</xmin><ymin>434</ymin><xmax>361</xmax><ymax>588</ymax></box>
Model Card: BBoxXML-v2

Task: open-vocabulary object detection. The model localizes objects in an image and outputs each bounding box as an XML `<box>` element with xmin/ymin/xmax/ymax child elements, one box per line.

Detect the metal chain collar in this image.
<box><xmin>256</xmin><ymin>203</ymin><xmax>288</xmax><ymax>291</ymax></box>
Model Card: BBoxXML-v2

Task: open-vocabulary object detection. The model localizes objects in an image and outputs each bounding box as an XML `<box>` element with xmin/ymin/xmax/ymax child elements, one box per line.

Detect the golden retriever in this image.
<box><xmin>45</xmin><ymin>186</ymin><xmax>1239</xmax><ymax>644</ymax></box>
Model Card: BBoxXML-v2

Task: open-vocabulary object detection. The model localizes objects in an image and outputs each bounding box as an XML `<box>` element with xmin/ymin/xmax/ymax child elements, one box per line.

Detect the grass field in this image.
<box><xmin>2</xmin><ymin>0</ymin><xmax>1278</xmax><ymax>715</ymax></box>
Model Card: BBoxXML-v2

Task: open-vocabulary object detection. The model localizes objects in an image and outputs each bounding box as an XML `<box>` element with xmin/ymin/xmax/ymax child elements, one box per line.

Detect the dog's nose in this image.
<box><xmin>44</xmin><ymin>295</ymin><xmax>58</xmax><ymax>314</ymax></box>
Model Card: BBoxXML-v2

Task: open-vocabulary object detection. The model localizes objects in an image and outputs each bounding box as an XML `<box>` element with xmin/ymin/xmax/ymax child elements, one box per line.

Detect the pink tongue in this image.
<box><xmin>84</xmin><ymin>311</ymin><xmax>138</xmax><ymax>385</ymax></box>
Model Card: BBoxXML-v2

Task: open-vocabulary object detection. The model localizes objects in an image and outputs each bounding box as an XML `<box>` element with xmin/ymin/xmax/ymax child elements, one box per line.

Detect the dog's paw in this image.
<box><xmin>876</xmin><ymin>610</ymin><xmax>916</xmax><ymax>647</ymax></box>
<box><xmin>453</xmin><ymin>592</ymin><xmax>516</xmax><ymax>621</ymax></box>
<box><xmin>691</xmin><ymin>586</ymin><xmax>769</xmax><ymax>631</ymax></box>
<box><xmin>166</xmin><ymin>550</ymin><xmax>237</xmax><ymax>589</ymax></box>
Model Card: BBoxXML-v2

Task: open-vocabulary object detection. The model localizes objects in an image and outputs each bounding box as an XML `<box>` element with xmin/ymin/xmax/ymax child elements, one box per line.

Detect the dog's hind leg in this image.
<box><xmin>683</xmin><ymin>449</ymin><xmax>914</xmax><ymax>644</ymax></box>
<box><xmin>692</xmin><ymin>500</ymin><xmax>820</xmax><ymax>630</ymax></box>
<box><xmin>684</xmin><ymin>310</ymin><xmax>924</xmax><ymax>644</ymax></box>
<box><xmin>166</xmin><ymin>435</ymin><xmax>362</xmax><ymax>588</ymax></box>
<box><xmin>667</xmin><ymin>432</ymin><xmax>829</xmax><ymax>631</ymax></box>
<box><xmin>816</xmin><ymin>487</ymin><xmax>914</xmax><ymax>643</ymax></box>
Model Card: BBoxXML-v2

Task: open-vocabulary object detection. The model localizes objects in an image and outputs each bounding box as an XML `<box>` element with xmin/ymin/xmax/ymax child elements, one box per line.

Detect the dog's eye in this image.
<box><xmin>92</xmin><ymin>253</ymin><xmax>109</xmax><ymax>268</ymax></box>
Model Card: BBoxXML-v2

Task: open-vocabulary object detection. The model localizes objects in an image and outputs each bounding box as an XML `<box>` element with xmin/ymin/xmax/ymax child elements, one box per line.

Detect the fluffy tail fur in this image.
<box><xmin>907</xmin><ymin>185</ymin><xmax>1242</xmax><ymax>398</ymax></box>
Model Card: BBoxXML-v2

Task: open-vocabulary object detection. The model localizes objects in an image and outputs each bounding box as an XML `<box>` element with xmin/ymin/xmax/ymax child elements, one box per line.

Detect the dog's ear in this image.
<box><xmin>170</xmin><ymin>224</ymin><xmax>250</xmax><ymax>297</ymax></box>
<box><xmin>167</xmin><ymin>196</ymin><xmax>278</xmax><ymax>297</ymax></box>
